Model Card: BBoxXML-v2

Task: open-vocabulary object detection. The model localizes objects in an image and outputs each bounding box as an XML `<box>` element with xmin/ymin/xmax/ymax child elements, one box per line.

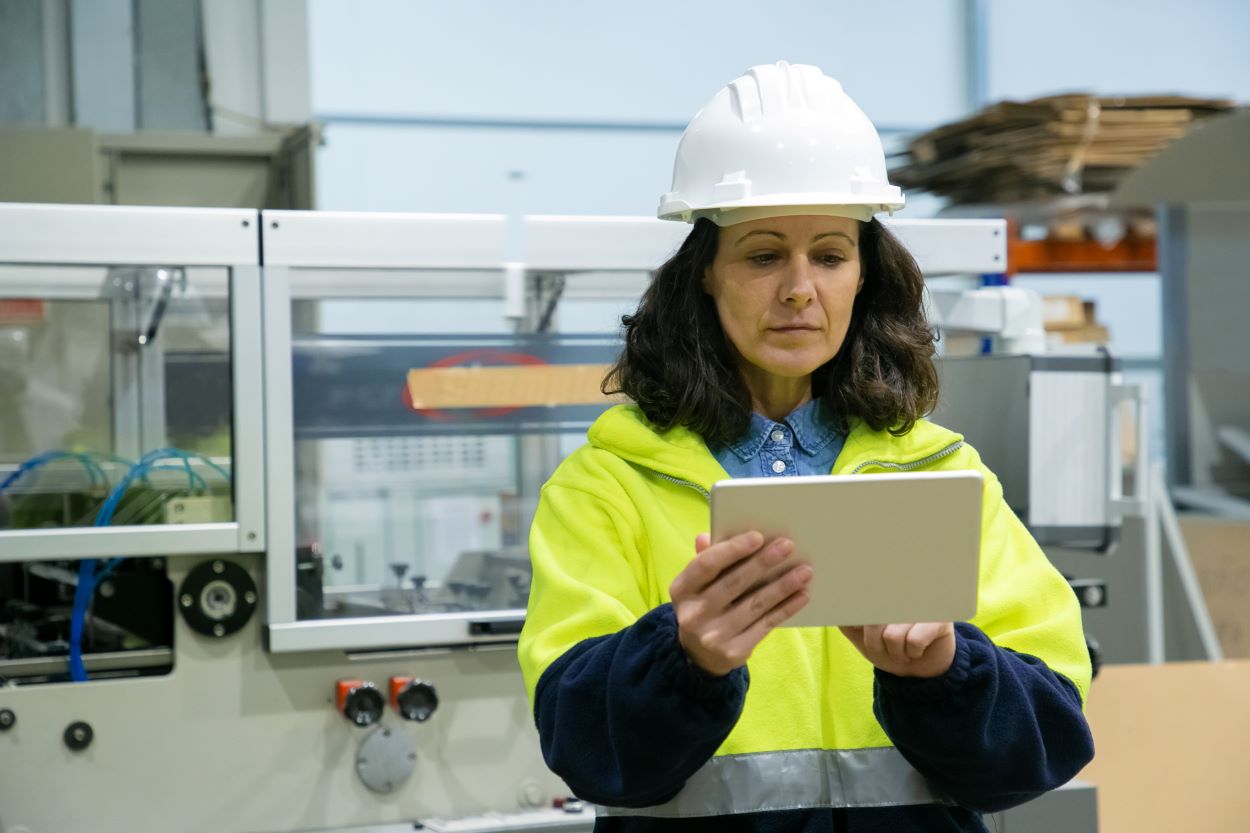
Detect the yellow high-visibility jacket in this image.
<box><xmin>519</xmin><ymin>404</ymin><xmax>1093</xmax><ymax>831</ymax></box>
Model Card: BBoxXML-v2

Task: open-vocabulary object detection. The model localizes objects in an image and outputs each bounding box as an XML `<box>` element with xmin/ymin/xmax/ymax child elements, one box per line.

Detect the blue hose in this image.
<box><xmin>67</xmin><ymin>447</ymin><xmax>232</xmax><ymax>682</ymax></box>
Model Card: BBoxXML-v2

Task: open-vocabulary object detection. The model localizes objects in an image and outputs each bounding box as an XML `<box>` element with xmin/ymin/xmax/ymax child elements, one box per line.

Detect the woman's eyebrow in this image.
<box><xmin>735</xmin><ymin>229</ymin><xmax>784</xmax><ymax>246</ymax></box>
<box><xmin>812</xmin><ymin>232</ymin><xmax>855</xmax><ymax>245</ymax></box>
<box><xmin>734</xmin><ymin>230</ymin><xmax>856</xmax><ymax>246</ymax></box>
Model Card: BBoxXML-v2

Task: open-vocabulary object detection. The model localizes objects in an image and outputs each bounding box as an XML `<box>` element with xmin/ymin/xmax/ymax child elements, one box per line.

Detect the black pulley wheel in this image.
<box><xmin>178</xmin><ymin>560</ymin><xmax>257</xmax><ymax>638</ymax></box>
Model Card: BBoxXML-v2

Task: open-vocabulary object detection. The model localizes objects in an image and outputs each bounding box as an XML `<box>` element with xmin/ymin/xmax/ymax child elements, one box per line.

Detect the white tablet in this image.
<box><xmin>710</xmin><ymin>470</ymin><xmax>983</xmax><ymax>628</ymax></box>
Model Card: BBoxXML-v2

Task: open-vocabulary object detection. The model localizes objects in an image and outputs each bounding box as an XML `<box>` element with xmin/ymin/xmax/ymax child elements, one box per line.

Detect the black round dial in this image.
<box><xmin>396</xmin><ymin>680</ymin><xmax>439</xmax><ymax>722</ymax></box>
<box><xmin>343</xmin><ymin>685</ymin><xmax>385</xmax><ymax>727</ymax></box>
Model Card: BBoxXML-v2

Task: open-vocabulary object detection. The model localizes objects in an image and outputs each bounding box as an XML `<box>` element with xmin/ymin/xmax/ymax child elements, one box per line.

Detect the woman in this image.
<box><xmin>518</xmin><ymin>62</ymin><xmax>1093</xmax><ymax>832</ymax></box>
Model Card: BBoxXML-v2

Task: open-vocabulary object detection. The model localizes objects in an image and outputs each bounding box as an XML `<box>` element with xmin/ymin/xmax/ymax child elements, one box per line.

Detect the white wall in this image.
<box><xmin>308</xmin><ymin>0</ymin><xmax>968</xmax><ymax>215</ymax></box>
<box><xmin>309</xmin><ymin>0</ymin><xmax>967</xmax><ymax>128</ymax></box>
<box><xmin>986</xmin><ymin>0</ymin><xmax>1250</xmax><ymax>103</ymax></box>
<box><xmin>309</xmin><ymin>0</ymin><xmax>1250</xmax><ymax>216</ymax></box>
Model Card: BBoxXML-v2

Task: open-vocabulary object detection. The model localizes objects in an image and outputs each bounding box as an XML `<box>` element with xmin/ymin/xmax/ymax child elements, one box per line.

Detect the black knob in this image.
<box><xmin>343</xmin><ymin>685</ymin><xmax>385</xmax><ymax>727</ymax></box>
<box><xmin>396</xmin><ymin>680</ymin><xmax>439</xmax><ymax>722</ymax></box>
<box><xmin>64</xmin><ymin>720</ymin><xmax>94</xmax><ymax>751</ymax></box>
<box><xmin>0</xmin><ymin>708</ymin><xmax>15</xmax><ymax>731</ymax></box>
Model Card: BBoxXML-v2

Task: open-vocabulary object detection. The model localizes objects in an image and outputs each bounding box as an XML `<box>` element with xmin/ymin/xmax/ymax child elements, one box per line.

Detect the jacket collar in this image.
<box><xmin>588</xmin><ymin>405</ymin><xmax>965</xmax><ymax>492</ymax></box>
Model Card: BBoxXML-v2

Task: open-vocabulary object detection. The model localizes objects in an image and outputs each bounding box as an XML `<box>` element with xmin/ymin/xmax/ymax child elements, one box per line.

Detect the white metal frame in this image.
<box><xmin>522</xmin><ymin>216</ymin><xmax>1007</xmax><ymax>275</ymax></box>
<box><xmin>259</xmin><ymin>211</ymin><xmax>1007</xmax><ymax>652</ymax></box>
<box><xmin>0</xmin><ymin>202</ymin><xmax>265</xmax><ymax>562</ymax></box>
<box><xmin>261</xmin><ymin>211</ymin><xmax>519</xmax><ymax>650</ymax></box>
<box><xmin>0</xmin><ymin>205</ymin><xmax>1009</xmax><ymax>644</ymax></box>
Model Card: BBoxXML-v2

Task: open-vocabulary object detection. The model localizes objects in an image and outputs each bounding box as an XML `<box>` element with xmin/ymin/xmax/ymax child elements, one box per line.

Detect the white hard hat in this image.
<box><xmin>658</xmin><ymin>61</ymin><xmax>904</xmax><ymax>226</ymax></box>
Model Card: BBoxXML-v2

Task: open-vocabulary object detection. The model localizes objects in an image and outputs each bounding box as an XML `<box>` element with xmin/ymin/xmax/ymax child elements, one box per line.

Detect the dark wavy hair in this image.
<box><xmin>602</xmin><ymin>217</ymin><xmax>939</xmax><ymax>446</ymax></box>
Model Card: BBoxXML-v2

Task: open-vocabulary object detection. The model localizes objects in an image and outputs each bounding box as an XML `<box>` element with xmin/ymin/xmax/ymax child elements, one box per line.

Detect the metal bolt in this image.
<box><xmin>241</xmin><ymin>219</ymin><xmax>250</xmax><ymax>228</ymax></box>
<box><xmin>244</xmin><ymin>591</ymin><xmax>256</xmax><ymax>605</ymax></box>
<box><xmin>72</xmin><ymin>727</ymin><xmax>86</xmax><ymax>742</ymax></box>
<box><xmin>212</xmin><ymin>561</ymin><xmax>224</xmax><ymax>574</ymax></box>
<box><xmin>181</xmin><ymin>594</ymin><xmax>193</xmax><ymax>607</ymax></box>
<box><xmin>98</xmin><ymin>581</ymin><xmax>115</xmax><ymax>599</ymax></box>
<box><xmin>212</xmin><ymin>624</ymin><xmax>225</xmax><ymax>637</ymax></box>
<box><xmin>174</xmin><ymin>503</ymin><xmax>185</xmax><ymax>514</ymax></box>
<box><xmin>270</xmin><ymin>221</ymin><xmax>279</xmax><ymax>229</ymax></box>
<box><xmin>247</xmin><ymin>531</ymin><xmax>257</xmax><ymax>541</ymax></box>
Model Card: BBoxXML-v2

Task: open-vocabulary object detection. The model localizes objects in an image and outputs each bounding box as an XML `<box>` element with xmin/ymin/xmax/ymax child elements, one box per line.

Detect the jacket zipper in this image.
<box><xmin>649</xmin><ymin>470</ymin><xmax>711</xmax><ymax>499</ymax></box>
<box><xmin>849</xmin><ymin>441</ymin><xmax>965</xmax><ymax>474</ymax></box>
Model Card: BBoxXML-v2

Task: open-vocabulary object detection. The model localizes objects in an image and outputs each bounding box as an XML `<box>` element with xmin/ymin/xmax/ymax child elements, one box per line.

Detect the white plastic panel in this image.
<box><xmin>260</xmin><ymin>210</ymin><xmax>508</xmax><ymax>268</ymax></box>
<box><xmin>1028</xmin><ymin>370</ymin><xmax>1110</xmax><ymax>527</ymax></box>
<box><xmin>0</xmin><ymin>202</ymin><xmax>258</xmax><ymax>265</ymax></box>
<box><xmin>886</xmin><ymin>218</ymin><xmax>1007</xmax><ymax>276</ymax></box>
<box><xmin>522</xmin><ymin>216</ymin><xmax>689</xmax><ymax>272</ymax></box>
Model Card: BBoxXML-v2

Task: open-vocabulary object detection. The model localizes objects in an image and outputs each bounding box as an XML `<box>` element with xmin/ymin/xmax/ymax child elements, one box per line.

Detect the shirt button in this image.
<box><xmin>770</xmin><ymin>429</ymin><xmax>786</xmax><ymax>442</ymax></box>
<box><xmin>771</xmin><ymin>460</ymin><xmax>787</xmax><ymax>474</ymax></box>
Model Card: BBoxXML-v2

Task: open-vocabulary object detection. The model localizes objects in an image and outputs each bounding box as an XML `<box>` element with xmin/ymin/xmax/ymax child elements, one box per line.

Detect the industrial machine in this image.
<box><xmin>0</xmin><ymin>204</ymin><xmax>1096</xmax><ymax>832</ymax></box>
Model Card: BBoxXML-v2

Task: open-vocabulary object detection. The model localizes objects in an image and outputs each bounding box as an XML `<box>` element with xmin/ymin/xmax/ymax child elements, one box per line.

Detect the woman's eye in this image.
<box><xmin>818</xmin><ymin>253</ymin><xmax>846</xmax><ymax>267</ymax></box>
<box><xmin>749</xmin><ymin>253</ymin><xmax>779</xmax><ymax>266</ymax></box>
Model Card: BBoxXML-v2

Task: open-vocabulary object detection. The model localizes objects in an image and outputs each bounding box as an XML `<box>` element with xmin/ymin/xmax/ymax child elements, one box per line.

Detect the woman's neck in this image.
<box><xmin>744</xmin><ymin>370</ymin><xmax>812</xmax><ymax>421</ymax></box>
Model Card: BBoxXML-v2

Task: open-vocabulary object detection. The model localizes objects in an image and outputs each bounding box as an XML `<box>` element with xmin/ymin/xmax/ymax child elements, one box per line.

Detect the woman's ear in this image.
<box><xmin>856</xmin><ymin>270</ymin><xmax>866</xmax><ymax>295</ymax></box>
<box><xmin>702</xmin><ymin>265</ymin><xmax>714</xmax><ymax>295</ymax></box>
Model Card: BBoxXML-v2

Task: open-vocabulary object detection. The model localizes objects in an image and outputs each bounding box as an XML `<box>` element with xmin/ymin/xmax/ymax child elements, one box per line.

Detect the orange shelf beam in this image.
<box><xmin>1007</xmin><ymin>235</ymin><xmax>1157</xmax><ymax>274</ymax></box>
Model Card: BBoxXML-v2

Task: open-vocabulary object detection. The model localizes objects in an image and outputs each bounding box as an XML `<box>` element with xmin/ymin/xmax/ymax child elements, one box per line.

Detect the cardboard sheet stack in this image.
<box><xmin>891</xmin><ymin>94</ymin><xmax>1234</xmax><ymax>204</ymax></box>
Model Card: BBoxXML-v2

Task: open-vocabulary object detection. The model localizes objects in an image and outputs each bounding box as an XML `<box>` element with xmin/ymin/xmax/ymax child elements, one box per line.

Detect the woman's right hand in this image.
<box><xmin>669</xmin><ymin>531</ymin><xmax>813</xmax><ymax>677</ymax></box>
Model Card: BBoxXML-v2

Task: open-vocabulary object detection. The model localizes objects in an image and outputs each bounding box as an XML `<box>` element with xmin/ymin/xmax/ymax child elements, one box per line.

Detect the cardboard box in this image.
<box><xmin>1043</xmin><ymin>295</ymin><xmax>1088</xmax><ymax>329</ymax></box>
<box><xmin>1080</xmin><ymin>659</ymin><xmax>1250</xmax><ymax>832</ymax></box>
<box><xmin>1050</xmin><ymin>324</ymin><xmax>1110</xmax><ymax>345</ymax></box>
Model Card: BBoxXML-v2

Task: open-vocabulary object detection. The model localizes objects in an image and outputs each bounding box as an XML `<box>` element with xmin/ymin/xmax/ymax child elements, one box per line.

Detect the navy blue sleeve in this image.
<box><xmin>872</xmin><ymin>622</ymin><xmax>1095</xmax><ymax>814</ymax></box>
<box><xmin>532</xmin><ymin>603</ymin><xmax>748</xmax><ymax>808</ymax></box>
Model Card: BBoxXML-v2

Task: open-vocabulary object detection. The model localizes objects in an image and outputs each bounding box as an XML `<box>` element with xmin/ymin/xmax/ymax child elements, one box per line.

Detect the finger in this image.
<box><xmin>711</xmin><ymin>537</ymin><xmax>794</xmax><ymax>605</ymax></box>
<box><xmin>724</xmin><ymin>562</ymin><xmax>812</xmax><ymax>634</ymax></box>
<box><xmin>694</xmin><ymin>533</ymin><xmax>711</xmax><ymax>553</ymax></box>
<box><xmin>671</xmin><ymin>530</ymin><xmax>764</xmax><ymax>598</ymax></box>
<box><xmin>730</xmin><ymin>587</ymin><xmax>811</xmax><ymax>658</ymax></box>
<box><xmin>838</xmin><ymin>626</ymin><xmax>866</xmax><ymax>652</ymax></box>
<box><xmin>881</xmin><ymin>623</ymin><xmax>913</xmax><ymax>664</ymax></box>
<box><xmin>905</xmin><ymin>622</ymin><xmax>948</xmax><ymax>659</ymax></box>
<box><xmin>863</xmin><ymin>625</ymin><xmax>887</xmax><ymax>661</ymax></box>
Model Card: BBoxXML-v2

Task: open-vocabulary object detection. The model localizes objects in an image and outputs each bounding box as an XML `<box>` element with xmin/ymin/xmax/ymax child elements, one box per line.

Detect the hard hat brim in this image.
<box><xmin>658</xmin><ymin>192</ymin><xmax>905</xmax><ymax>224</ymax></box>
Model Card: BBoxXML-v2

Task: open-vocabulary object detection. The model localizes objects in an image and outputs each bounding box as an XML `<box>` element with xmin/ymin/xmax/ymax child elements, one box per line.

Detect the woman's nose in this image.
<box><xmin>780</xmin><ymin>260</ymin><xmax>816</xmax><ymax>306</ymax></box>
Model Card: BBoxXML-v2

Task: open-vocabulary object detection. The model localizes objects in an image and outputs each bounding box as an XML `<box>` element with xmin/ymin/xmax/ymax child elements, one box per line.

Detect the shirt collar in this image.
<box><xmin>723</xmin><ymin>398</ymin><xmax>840</xmax><ymax>462</ymax></box>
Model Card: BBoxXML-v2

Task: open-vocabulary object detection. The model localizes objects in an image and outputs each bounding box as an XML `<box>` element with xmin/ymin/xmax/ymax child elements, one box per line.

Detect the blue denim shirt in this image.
<box><xmin>711</xmin><ymin>398</ymin><xmax>845</xmax><ymax>479</ymax></box>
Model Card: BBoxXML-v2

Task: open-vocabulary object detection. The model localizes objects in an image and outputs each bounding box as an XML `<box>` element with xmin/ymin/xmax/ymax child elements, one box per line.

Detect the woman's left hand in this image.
<box><xmin>839</xmin><ymin>622</ymin><xmax>957</xmax><ymax>678</ymax></box>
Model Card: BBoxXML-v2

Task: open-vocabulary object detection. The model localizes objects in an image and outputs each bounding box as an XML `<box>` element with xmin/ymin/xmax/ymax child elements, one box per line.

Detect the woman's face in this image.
<box><xmin>704</xmin><ymin>214</ymin><xmax>863</xmax><ymax>386</ymax></box>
